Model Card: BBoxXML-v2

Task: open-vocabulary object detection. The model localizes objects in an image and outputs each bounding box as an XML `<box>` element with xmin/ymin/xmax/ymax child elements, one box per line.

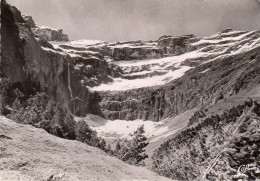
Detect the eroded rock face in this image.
<box><xmin>51</xmin><ymin>43</ymin><xmax>122</xmax><ymax>87</ymax></box>
<box><xmin>49</xmin><ymin>36</ymin><xmax>200</xmax><ymax>88</ymax></box>
<box><xmin>112</xmin><ymin>46</ymin><xmax>163</xmax><ymax>61</ymax></box>
<box><xmin>158</xmin><ymin>34</ymin><xmax>198</xmax><ymax>55</ymax></box>
<box><xmin>99</xmin><ymin>89</ymin><xmax>168</xmax><ymax>121</ymax></box>
<box><xmin>107</xmin><ymin>35</ymin><xmax>199</xmax><ymax>61</ymax></box>
<box><xmin>98</xmin><ymin>47</ymin><xmax>260</xmax><ymax>121</ymax></box>
<box><xmin>1</xmin><ymin>1</ymin><xmax>27</xmax><ymax>82</ymax></box>
<box><xmin>22</xmin><ymin>15</ymin><xmax>36</xmax><ymax>28</ymax></box>
<box><xmin>93</xmin><ymin>29</ymin><xmax>260</xmax><ymax>121</ymax></box>
<box><xmin>1</xmin><ymin>1</ymin><xmax>101</xmax><ymax>116</ymax></box>
<box><xmin>22</xmin><ymin>15</ymin><xmax>69</xmax><ymax>41</ymax></box>
<box><xmin>32</xmin><ymin>27</ymin><xmax>69</xmax><ymax>41</ymax></box>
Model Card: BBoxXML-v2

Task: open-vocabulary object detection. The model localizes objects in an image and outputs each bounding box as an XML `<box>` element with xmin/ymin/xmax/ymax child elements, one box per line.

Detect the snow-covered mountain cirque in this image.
<box><xmin>30</xmin><ymin>18</ymin><xmax>260</xmax><ymax>143</ymax></box>
<box><xmin>69</xmin><ymin>28</ymin><xmax>260</xmax><ymax>152</ymax></box>
<box><xmin>48</xmin><ymin>29</ymin><xmax>260</xmax><ymax>91</ymax></box>
<box><xmin>1</xmin><ymin>1</ymin><xmax>260</xmax><ymax>180</ymax></box>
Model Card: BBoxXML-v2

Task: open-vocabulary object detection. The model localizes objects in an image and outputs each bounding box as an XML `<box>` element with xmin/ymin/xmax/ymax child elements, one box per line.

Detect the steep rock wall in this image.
<box><xmin>33</xmin><ymin>27</ymin><xmax>69</xmax><ymax>41</ymax></box>
<box><xmin>158</xmin><ymin>34</ymin><xmax>198</xmax><ymax>55</ymax></box>
<box><xmin>0</xmin><ymin>1</ymin><xmax>101</xmax><ymax>116</ymax></box>
<box><xmin>98</xmin><ymin>47</ymin><xmax>260</xmax><ymax>121</ymax></box>
<box><xmin>112</xmin><ymin>47</ymin><xmax>163</xmax><ymax>61</ymax></box>
<box><xmin>52</xmin><ymin>43</ymin><xmax>122</xmax><ymax>87</ymax></box>
<box><xmin>23</xmin><ymin>15</ymin><xmax>69</xmax><ymax>41</ymax></box>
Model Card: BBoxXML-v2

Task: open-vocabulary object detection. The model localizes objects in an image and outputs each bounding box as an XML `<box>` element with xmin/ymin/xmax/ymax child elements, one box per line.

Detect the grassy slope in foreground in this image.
<box><xmin>0</xmin><ymin>116</ymin><xmax>171</xmax><ymax>181</ymax></box>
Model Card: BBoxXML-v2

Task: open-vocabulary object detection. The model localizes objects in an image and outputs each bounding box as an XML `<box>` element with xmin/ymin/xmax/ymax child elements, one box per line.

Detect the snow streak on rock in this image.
<box><xmin>92</xmin><ymin>66</ymin><xmax>192</xmax><ymax>91</ymax></box>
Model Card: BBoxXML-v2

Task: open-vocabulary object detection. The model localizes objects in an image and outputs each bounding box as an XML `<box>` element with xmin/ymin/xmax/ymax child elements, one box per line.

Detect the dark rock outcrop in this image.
<box><xmin>0</xmin><ymin>1</ymin><xmax>100</xmax><ymax>116</ymax></box>
<box><xmin>220</xmin><ymin>28</ymin><xmax>233</xmax><ymax>33</ymax></box>
<box><xmin>106</xmin><ymin>40</ymin><xmax>163</xmax><ymax>61</ymax></box>
<box><xmin>32</xmin><ymin>27</ymin><xmax>69</xmax><ymax>41</ymax></box>
<box><xmin>112</xmin><ymin>46</ymin><xmax>163</xmax><ymax>61</ymax></box>
<box><xmin>23</xmin><ymin>14</ymin><xmax>69</xmax><ymax>41</ymax></box>
<box><xmin>22</xmin><ymin>15</ymin><xmax>36</xmax><ymax>28</ymax></box>
<box><xmin>54</xmin><ymin>43</ymin><xmax>122</xmax><ymax>87</ymax></box>
<box><xmin>158</xmin><ymin>34</ymin><xmax>198</xmax><ymax>55</ymax></box>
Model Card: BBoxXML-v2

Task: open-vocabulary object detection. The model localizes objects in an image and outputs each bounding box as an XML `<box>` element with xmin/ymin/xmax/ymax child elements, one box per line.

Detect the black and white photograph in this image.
<box><xmin>0</xmin><ymin>0</ymin><xmax>260</xmax><ymax>180</ymax></box>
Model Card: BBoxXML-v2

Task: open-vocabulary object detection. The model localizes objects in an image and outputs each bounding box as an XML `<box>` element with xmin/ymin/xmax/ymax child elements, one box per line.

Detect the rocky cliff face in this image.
<box><xmin>0</xmin><ymin>1</ymin><xmax>100</xmax><ymax>116</ymax></box>
<box><xmin>109</xmin><ymin>41</ymin><xmax>163</xmax><ymax>61</ymax></box>
<box><xmin>158</xmin><ymin>34</ymin><xmax>198</xmax><ymax>55</ymax></box>
<box><xmin>23</xmin><ymin>15</ymin><xmax>69</xmax><ymax>41</ymax></box>
<box><xmin>97</xmin><ymin>30</ymin><xmax>260</xmax><ymax>121</ymax></box>
<box><xmin>50</xmin><ymin>41</ymin><xmax>122</xmax><ymax>87</ymax></box>
<box><xmin>98</xmin><ymin>47</ymin><xmax>260</xmax><ymax>121</ymax></box>
<box><xmin>48</xmin><ymin>39</ymin><xmax>165</xmax><ymax>87</ymax></box>
<box><xmin>22</xmin><ymin>15</ymin><xmax>36</xmax><ymax>28</ymax></box>
<box><xmin>33</xmin><ymin>26</ymin><xmax>69</xmax><ymax>41</ymax></box>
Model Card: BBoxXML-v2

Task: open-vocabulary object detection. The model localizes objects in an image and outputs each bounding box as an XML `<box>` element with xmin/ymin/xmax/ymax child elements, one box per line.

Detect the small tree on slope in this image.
<box><xmin>131</xmin><ymin>124</ymin><xmax>149</xmax><ymax>164</ymax></box>
<box><xmin>113</xmin><ymin>125</ymin><xmax>149</xmax><ymax>165</ymax></box>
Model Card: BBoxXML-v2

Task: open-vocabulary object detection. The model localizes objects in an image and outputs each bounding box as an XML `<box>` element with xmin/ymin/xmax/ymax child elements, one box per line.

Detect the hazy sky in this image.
<box><xmin>7</xmin><ymin>0</ymin><xmax>260</xmax><ymax>42</ymax></box>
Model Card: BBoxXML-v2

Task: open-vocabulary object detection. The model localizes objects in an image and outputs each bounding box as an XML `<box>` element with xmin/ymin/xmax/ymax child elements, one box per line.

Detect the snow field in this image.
<box><xmin>91</xmin><ymin>119</ymin><xmax>169</xmax><ymax>140</ymax></box>
<box><xmin>91</xmin><ymin>66</ymin><xmax>192</xmax><ymax>91</ymax></box>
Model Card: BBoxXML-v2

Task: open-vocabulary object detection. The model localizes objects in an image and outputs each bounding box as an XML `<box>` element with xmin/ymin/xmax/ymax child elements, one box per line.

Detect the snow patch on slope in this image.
<box><xmin>91</xmin><ymin>66</ymin><xmax>192</xmax><ymax>91</ymax></box>
<box><xmin>192</xmin><ymin>31</ymin><xmax>252</xmax><ymax>46</ymax></box>
<box><xmin>200</xmin><ymin>68</ymin><xmax>210</xmax><ymax>74</ymax></box>
<box><xmin>92</xmin><ymin>119</ymin><xmax>169</xmax><ymax>140</ymax></box>
<box><xmin>116</xmin><ymin>50</ymin><xmax>205</xmax><ymax>68</ymax></box>
<box><xmin>50</xmin><ymin>40</ymin><xmax>105</xmax><ymax>48</ymax></box>
<box><xmin>41</xmin><ymin>46</ymin><xmax>67</xmax><ymax>56</ymax></box>
<box><xmin>35</xmin><ymin>24</ymin><xmax>59</xmax><ymax>31</ymax></box>
<box><xmin>68</xmin><ymin>40</ymin><xmax>105</xmax><ymax>47</ymax></box>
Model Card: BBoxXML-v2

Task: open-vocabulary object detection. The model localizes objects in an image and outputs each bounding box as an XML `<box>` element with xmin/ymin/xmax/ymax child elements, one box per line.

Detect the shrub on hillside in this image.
<box><xmin>75</xmin><ymin>120</ymin><xmax>107</xmax><ymax>150</ymax></box>
<box><xmin>113</xmin><ymin>125</ymin><xmax>149</xmax><ymax>165</ymax></box>
<box><xmin>8</xmin><ymin>92</ymin><xmax>76</xmax><ymax>139</ymax></box>
<box><xmin>7</xmin><ymin>92</ymin><xmax>110</xmax><ymax>153</ymax></box>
